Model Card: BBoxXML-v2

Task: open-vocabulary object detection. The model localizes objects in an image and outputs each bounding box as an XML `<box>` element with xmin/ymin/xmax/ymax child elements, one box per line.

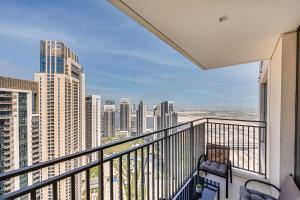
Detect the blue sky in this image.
<box><xmin>0</xmin><ymin>0</ymin><xmax>259</xmax><ymax>109</ymax></box>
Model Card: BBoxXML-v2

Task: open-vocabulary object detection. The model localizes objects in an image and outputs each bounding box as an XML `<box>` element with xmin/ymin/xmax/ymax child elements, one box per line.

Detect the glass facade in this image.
<box><xmin>56</xmin><ymin>56</ymin><xmax>64</xmax><ymax>74</ymax></box>
<box><xmin>40</xmin><ymin>55</ymin><xmax>46</xmax><ymax>73</ymax></box>
<box><xmin>40</xmin><ymin>41</ymin><xmax>65</xmax><ymax>74</ymax></box>
<box><xmin>51</xmin><ymin>56</ymin><xmax>55</xmax><ymax>73</ymax></box>
<box><xmin>40</xmin><ymin>41</ymin><xmax>46</xmax><ymax>73</ymax></box>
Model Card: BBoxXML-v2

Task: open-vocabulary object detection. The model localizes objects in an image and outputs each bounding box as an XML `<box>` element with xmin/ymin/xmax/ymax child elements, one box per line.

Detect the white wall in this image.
<box><xmin>280</xmin><ymin>32</ymin><xmax>297</xmax><ymax>185</ymax></box>
<box><xmin>266</xmin><ymin>32</ymin><xmax>297</xmax><ymax>187</ymax></box>
<box><xmin>268</xmin><ymin>36</ymin><xmax>282</xmax><ymax>187</ymax></box>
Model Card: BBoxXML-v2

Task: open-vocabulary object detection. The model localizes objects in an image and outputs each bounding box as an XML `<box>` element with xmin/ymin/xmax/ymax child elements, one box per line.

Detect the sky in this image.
<box><xmin>0</xmin><ymin>0</ymin><xmax>259</xmax><ymax>110</ymax></box>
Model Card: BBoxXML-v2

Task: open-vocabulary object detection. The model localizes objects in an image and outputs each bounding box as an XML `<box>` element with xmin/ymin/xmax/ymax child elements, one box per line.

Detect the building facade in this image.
<box><xmin>103</xmin><ymin>101</ymin><xmax>115</xmax><ymax>137</ymax></box>
<box><xmin>0</xmin><ymin>76</ymin><xmax>40</xmax><ymax>197</ymax></box>
<box><xmin>136</xmin><ymin>100</ymin><xmax>146</xmax><ymax>134</ymax></box>
<box><xmin>119</xmin><ymin>98</ymin><xmax>131</xmax><ymax>133</ymax></box>
<box><xmin>85</xmin><ymin>95</ymin><xmax>101</xmax><ymax>161</ymax></box>
<box><xmin>35</xmin><ymin>40</ymin><xmax>86</xmax><ymax>200</ymax></box>
<box><xmin>154</xmin><ymin>101</ymin><xmax>178</xmax><ymax>131</ymax></box>
<box><xmin>153</xmin><ymin>105</ymin><xmax>161</xmax><ymax>131</ymax></box>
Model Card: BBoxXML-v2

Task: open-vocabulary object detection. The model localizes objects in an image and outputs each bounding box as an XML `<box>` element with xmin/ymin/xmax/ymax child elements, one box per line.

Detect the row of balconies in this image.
<box><xmin>0</xmin><ymin>107</ymin><xmax>11</xmax><ymax>111</ymax></box>
<box><xmin>0</xmin><ymin>101</ymin><xmax>12</xmax><ymax>104</ymax></box>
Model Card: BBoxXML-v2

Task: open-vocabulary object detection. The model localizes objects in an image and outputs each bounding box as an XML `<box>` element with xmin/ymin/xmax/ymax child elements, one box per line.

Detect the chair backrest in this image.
<box><xmin>206</xmin><ymin>143</ymin><xmax>230</xmax><ymax>164</ymax></box>
<box><xmin>279</xmin><ymin>175</ymin><xmax>300</xmax><ymax>200</ymax></box>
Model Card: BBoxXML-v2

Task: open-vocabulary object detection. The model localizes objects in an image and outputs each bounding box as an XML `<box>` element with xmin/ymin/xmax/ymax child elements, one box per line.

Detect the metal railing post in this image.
<box><xmin>190</xmin><ymin>122</ymin><xmax>195</xmax><ymax>172</ymax></box>
<box><xmin>206</xmin><ymin>118</ymin><xmax>209</xmax><ymax>154</ymax></box>
<box><xmin>98</xmin><ymin>149</ymin><xmax>104</xmax><ymax>200</ymax></box>
<box><xmin>163</xmin><ymin>129</ymin><xmax>169</xmax><ymax>199</ymax></box>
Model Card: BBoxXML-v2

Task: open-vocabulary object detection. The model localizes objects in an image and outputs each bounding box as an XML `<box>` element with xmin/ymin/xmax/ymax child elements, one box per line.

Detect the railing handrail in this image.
<box><xmin>0</xmin><ymin>127</ymin><xmax>195</xmax><ymax>200</ymax></box>
<box><xmin>207</xmin><ymin>117</ymin><xmax>266</xmax><ymax>124</ymax></box>
<box><xmin>0</xmin><ymin>118</ymin><xmax>205</xmax><ymax>182</ymax></box>
<box><xmin>0</xmin><ymin>117</ymin><xmax>265</xmax><ymax>182</ymax></box>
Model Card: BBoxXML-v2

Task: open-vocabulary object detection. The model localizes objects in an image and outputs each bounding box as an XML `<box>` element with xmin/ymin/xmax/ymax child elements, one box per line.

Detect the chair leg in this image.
<box><xmin>226</xmin><ymin>176</ymin><xmax>228</xmax><ymax>198</ymax></box>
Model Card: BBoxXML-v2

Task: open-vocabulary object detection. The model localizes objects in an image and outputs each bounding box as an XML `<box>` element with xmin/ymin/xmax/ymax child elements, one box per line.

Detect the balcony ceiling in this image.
<box><xmin>109</xmin><ymin>0</ymin><xmax>300</xmax><ymax>69</ymax></box>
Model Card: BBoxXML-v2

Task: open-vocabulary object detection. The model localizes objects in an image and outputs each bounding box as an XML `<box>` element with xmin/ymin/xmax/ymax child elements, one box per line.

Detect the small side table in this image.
<box><xmin>172</xmin><ymin>174</ymin><xmax>220</xmax><ymax>200</ymax></box>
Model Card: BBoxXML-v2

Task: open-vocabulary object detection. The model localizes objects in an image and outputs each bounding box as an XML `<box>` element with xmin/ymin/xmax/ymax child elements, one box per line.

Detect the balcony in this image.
<box><xmin>0</xmin><ymin>118</ymin><xmax>267</xmax><ymax>200</ymax></box>
<box><xmin>0</xmin><ymin>101</ymin><xmax>12</xmax><ymax>105</ymax></box>
<box><xmin>0</xmin><ymin>107</ymin><xmax>11</xmax><ymax>112</ymax></box>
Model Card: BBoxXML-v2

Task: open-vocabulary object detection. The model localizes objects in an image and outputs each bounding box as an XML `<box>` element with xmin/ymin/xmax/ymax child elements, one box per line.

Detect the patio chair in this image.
<box><xmin>197</xmin><ymin>143</ymin><xmax>232</xmax><ymax>198</ymax></box>
<box><xmin>240</xmin><ymin>174</ymin><xmax>300</xmax><ymax>200</ymax></box>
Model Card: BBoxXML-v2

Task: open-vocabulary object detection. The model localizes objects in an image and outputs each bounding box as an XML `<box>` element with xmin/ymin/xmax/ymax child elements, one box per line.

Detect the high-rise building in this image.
<box><xmin>130</xmin><ymin>115</ymin><xmax>136</xmax><ymax>133</ymax></box>
<box><xmin>159</xmin><ymin>101</ymin><xmax>178</xmax><ymax>130</ymax></box>
<box><xmin>35</xmin><ymin>40</ymin><xmax>86</xmax><ymax>200</ymax></box>
<box><xmin>120</xmin><ymin>98</ymin><xmax>131</xmax><ymax>133</ymax></box>
<box><xmin>103</xmin><ymin>101</ymin><xmax>115</xmax><ymax>137</ymax></box>
<box><xmin>136</xmin><ymin>100</ymin><xmax>146</xmax><ymax>134</ymax></box>
<box><xmin>131</xmin><ymin>104</ymin><xmax>136</xmax><ymax>113</ymax></box>
<box><xmin>130</xmin><ymin>104</ymin><xmax>136</xmax><ymax>133</ymax></box>
<box><xmin>160</xmin><ymin>101</ymin><xmax>169</xmax><ymax>129</ymax></box>
<box><xmin>171</xmin><ymin>112</ymin><xmax>178</xmax><ymax>126</ymax></box>
<box><xmin>153</xmin><ymin>105</ymin><xmax>161</xmax><ymax>131</ymax></box>
<box><xmin>105</xmin><ymin>100</ymin><xmax>115</xmax><ymax>105</ymax></box>
<box><xmin>85</xmin><ymin>95</ymin><xmax>101</xmax><ymax>161</ymax></box>
<box><xmin>0</xmin><ymin>76</ymin><xmax>40</xmax><ymax>197</ymax></box>
<box><xmin>169</xmin><ymin>101</ymin><xmax>174</xmax><ymax>112</ymax></box>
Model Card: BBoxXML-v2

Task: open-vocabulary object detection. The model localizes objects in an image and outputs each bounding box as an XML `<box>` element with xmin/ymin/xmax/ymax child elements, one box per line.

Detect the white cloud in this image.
<box><xmin>0</xmin><ymin>20</ymin><xmax>76</xmax><ymax>44</ymax></box>
<box><xmin>98</xmin><ymin>47</ymin><xmax>191</xmax><ymax>68</ymax></box>
<box><xmin>100</xmin><ymin>71</ymin><xmax>154</xmax><ymax>84</ymax></box>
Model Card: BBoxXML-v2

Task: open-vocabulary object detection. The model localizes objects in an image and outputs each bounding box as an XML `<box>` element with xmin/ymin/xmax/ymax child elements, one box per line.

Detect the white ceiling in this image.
<box><xmin>109</xmin><ymin>0</ymin><xmax>300</xmax><ymax>69</ymax></box>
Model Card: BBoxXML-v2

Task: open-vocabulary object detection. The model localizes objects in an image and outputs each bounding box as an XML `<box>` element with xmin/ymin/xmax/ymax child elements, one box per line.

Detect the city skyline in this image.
<box><xmin>0</xmin><ymin>0</ymin><xmax>259</xmax><ymax>109</ymax></box>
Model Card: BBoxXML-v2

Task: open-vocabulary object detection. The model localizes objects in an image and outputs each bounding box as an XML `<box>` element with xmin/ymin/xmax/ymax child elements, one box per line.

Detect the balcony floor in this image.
<box><xmin>199</xmin><ymin>172</ymin><xmax>275</xmax><ymax>200</ymax></box>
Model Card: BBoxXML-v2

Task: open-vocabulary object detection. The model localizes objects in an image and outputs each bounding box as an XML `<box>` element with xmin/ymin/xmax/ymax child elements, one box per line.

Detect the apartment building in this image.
<box><xmin>34</xmin><ymin>40</ymin><xmax>86</xmax><ymax>200</ymax></box>
<box><xmin>85</xmin><ymin>95</ymin><xmax>101</xmax><ymax>161</ymax></box>
<box><xmin>119</xmin><ymin>98</ymin><xmax>131</xmax><ymax>133</ymax></box>
<box><xmin>136</xmin><ymin>100</ymin><xmax>146</xmax><ymax>134</ymax></box>
<box><xmin>153</xmin><ymin>105</ymin><xmax>161</xmax><ymax>131</ymax></box>
<box><xmin>103</xmin><ymin>100</ymin><xmax>115</xmax><ymax>137</ymax></box>
<box><xmin>0</xmin><ymin>76</ymin><xmax>40</xmax><ymax>197</ymax></box>
<box><xmin>154</xmin><ymin>101</ymin><xmax>178</xmax><ymax>131</ymax></box>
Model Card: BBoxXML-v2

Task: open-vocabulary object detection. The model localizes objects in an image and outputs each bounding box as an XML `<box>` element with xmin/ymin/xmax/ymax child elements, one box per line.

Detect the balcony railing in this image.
<box><xmin>0</xmin><ymin>118</ymin><xmax>266</xmax><ymax>200</ymax></box>
<box><xmin>206</xmin><ymin>118</ymin><xmax>266</xmax><ymax>175</ymax></box>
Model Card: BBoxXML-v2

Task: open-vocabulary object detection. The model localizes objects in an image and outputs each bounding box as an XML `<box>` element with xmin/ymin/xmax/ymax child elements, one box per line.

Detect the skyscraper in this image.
<box><xmin>0</xmin><ymin>76</ymin><xmax>40</xmax><ymax>197</ymax></box>
<box><xmin>160</xmin><ymin>101</ymin><xmax>169</xmax><ymax>129</ymax></box>
<box><xmin>85</xmin><ymin>95</ymin><xmax>101</xmax><ymax>161</ymax></box>
<box><xmin>131</xmin><ymin>104</ymin><xmax>136</xmax><ymax>113</ymax></box>
<box><xmin>136</xmin><ymin>100</ymin><xmax>146</xmax><ymax>134</ymax></box>
<box><xmin>171</xmin><ymin>112</ymin><xmax>178</xmax><ymax>126</ymax></box>
<box><xmin>105</xmin><ymin>100</ymin><xmax>115</xmax><ymax>105</ymax></box>
<box><xmin>169</xmin><ymin>101</ymin><xmax>174</xmax><ymax>112</ymax></box>
<box><xmin>159</xmin><ymin>101</ymin><xmax>178</xmax><ymax>130</ymax></box>
<box><xmin>153</xmin><ymin>105</ymin><xmax>161</xmax><ymax>131</ymax></box>
<box><xmin>120</xmin><ymin>98</ymin><xmax>131</xmax><ymax>133</ymax></box>
<box><xmin>35</xmin><ymin>40</ymin><xmax>86</xmax><ymax>200</ymax></box>
<box><xmin>103</xmin><ymin>100</ymin><xmax>115</xmax><ymax>137</ymax></box>
<box><xmin>130</xmin><ymin>103</ymin><xmax>136</xmax><ymax>133</ymax></box>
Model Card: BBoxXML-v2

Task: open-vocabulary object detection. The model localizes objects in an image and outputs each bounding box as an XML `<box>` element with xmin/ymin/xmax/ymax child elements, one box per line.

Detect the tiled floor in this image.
<box><xmin>200</xmin><ymin>172</ymin><xmax>276</xmax><ymax>200</ymax></box>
